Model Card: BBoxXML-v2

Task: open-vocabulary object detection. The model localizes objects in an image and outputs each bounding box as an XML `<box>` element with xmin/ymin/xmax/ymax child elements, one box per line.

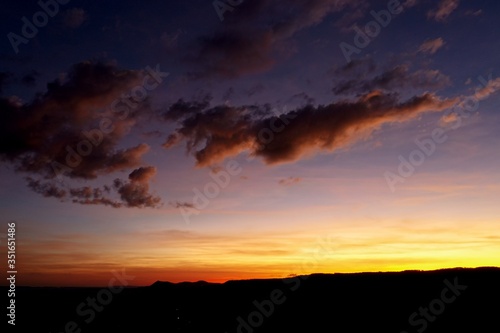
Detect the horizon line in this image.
<box><xmin>2</xmin><ymin>266</ymin><xmax>499</xmax><ymax>289</ymax></box>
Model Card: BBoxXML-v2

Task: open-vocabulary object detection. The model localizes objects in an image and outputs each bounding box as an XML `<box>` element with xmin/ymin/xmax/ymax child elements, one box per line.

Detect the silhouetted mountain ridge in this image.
<box><xmin>7</xmin><ymin>267</ymin><xmax>500</xmax><ymax>332</ymax></box>
<box><xmin>150</xmin><ymin>266</ymin><xmax>500</xmax><ymax>286</ymax></box>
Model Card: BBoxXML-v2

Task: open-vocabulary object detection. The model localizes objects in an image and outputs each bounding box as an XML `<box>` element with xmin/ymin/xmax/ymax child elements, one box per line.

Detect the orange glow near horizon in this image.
<box><xmin>8</xmin><ymin>216</ymin><xmax>500</xmax><ymax>287</ymax></box>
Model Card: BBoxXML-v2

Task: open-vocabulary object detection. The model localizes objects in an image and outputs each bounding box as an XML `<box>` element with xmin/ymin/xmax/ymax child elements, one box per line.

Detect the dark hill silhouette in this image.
<box><xmin>5</xmin><ymin>267</ymin><xmax>500</xmax><ymax>332</ymax></box>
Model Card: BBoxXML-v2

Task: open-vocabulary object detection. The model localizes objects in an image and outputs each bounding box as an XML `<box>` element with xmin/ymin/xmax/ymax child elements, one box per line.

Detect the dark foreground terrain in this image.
<box><xmin>4</xmin><ymin>267</ymin><xmax>500</xmax><ymax>332</ymax></box>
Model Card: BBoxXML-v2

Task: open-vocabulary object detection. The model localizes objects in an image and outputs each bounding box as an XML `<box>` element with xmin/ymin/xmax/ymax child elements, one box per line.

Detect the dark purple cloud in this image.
<box><xmin>189</xmin><ymin>0</ymin><xmax>364</xmax><ymax>78</ymax></box>
<box><xmin>113</xmin><ymin>166</ymin><xmax>161</xmax><ymax>208</ymax></box>
<box><xmin>163</xmin><ymin>90</ymin><xmax>458</xmax><ymax>167</ymax></box>
<box><xmin>0</xmin><ymin>61</ymin><xmax>152</xmax><ymax>180</ymax></box>
<box><xmin>24</xmin><ymin>166</ymin><xmax>162</xmax><ymax>208</ymax></box>
<box><xmin>25</xmin><ymin>177</ymin><xmax>66</xmax><ymax>199</ymax></box>
<box><xmin>21</xmin><ymin>70</ymin><xmax>40</xmax><ymax>86</ymax></box>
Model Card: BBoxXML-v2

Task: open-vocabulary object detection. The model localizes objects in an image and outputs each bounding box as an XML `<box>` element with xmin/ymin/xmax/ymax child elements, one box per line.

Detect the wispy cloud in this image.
<box><xmin>278</xmin><ymin>177</ymin><xmax>302</xmax><ymax>186</ymax></box>
<box><xmin>25</xmin><ymin>166</ymin><xmax>162</xmax><ymax>208</ymax></box>
<box><xmin>332</xmin><ymin>64</ymin><xmax>451</xmax><ymax>95</ymax></box>
<box><xmin>418</xmin><ymin>38</ymin><xmax>445</xmax><ymax>54</ymax></box>
<box><xmin>427</xmin><ymin>0</ymin><xmax>460</xmax><ymax>22</ymax></box>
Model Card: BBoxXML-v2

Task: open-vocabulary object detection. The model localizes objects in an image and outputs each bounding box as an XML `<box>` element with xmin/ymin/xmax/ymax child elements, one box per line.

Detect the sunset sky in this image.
<box><xmin>1</xmin><ymin>0</ymin><xmax>499</xmax><ymax>287</ymax></box>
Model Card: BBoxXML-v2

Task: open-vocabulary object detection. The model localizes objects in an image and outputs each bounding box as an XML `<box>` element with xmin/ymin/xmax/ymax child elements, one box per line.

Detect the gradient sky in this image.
<box><xmin>1</xmin><ymin>0</ymin><xmax>499</xmax><ymax>287</ymax></box>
